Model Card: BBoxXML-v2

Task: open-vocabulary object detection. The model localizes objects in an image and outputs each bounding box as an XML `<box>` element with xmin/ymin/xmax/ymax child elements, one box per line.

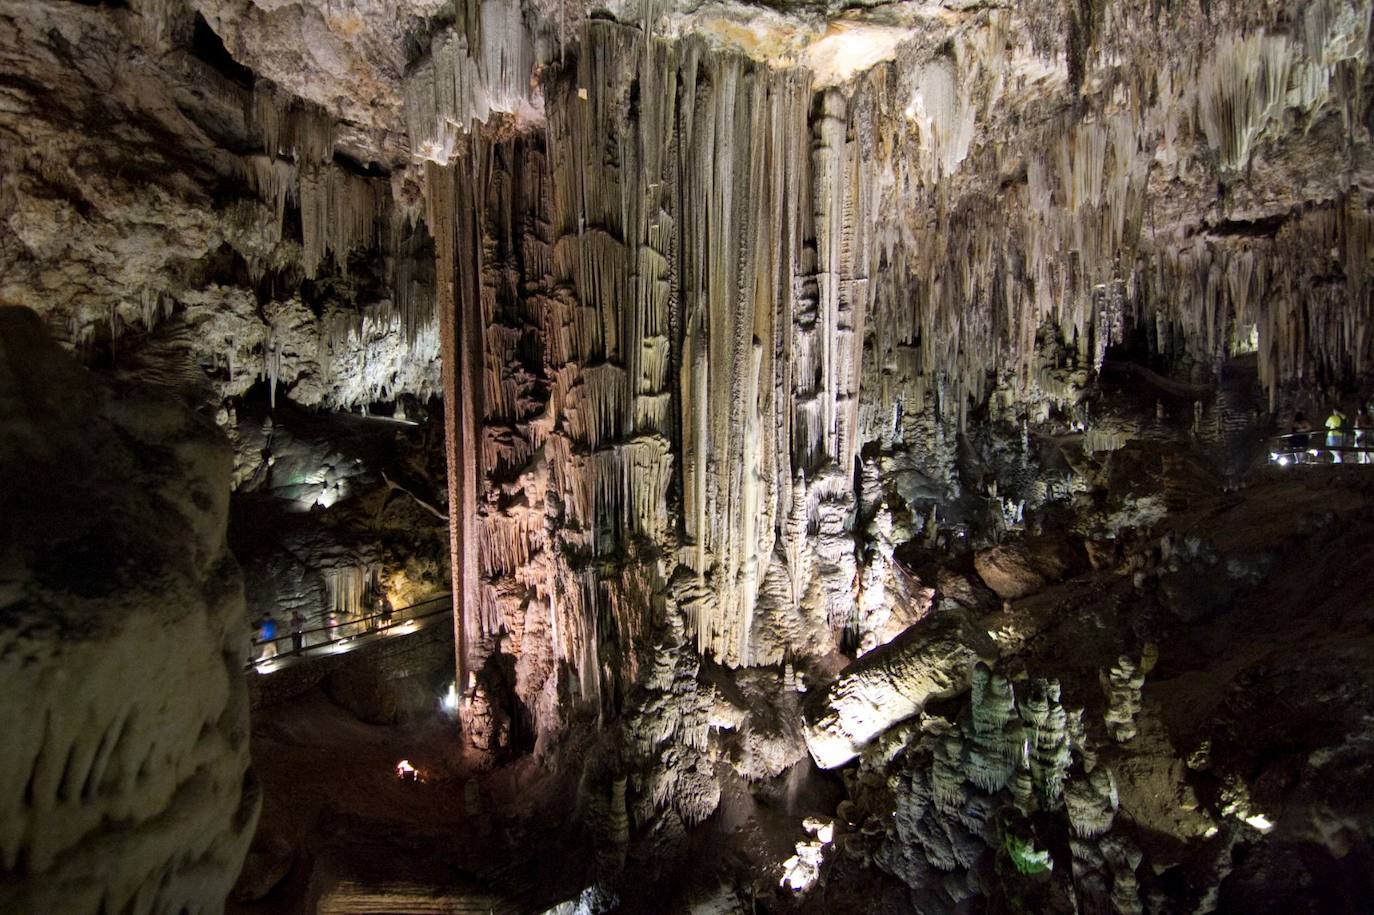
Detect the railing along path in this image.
<box><xmin>246</xmin><ymin>594</ymin><xmax>452</xmax><ymax>673</ymax></box>
<box><xmin>1268</xmin><ymin>431</ymin><xmax>1374</xmax><ymax>464</ymax></box>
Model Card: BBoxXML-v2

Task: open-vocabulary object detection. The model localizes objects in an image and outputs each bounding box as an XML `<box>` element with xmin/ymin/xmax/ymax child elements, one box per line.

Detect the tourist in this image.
<box><xmin>290</xmin><ymin>610</ymin><xmax>307</xmax><ymax>654</ymax></box>
<box><xmin>1291</xmin><ymin>411</ymin><xmax>1312</xmax><ymax>461</ymax></box>
<box><xmin>256</xmin><ymin>612</ymin><xmax>279</xmax><ymax>661</ymax></box>
<box><xmin>1356</xmin><ymin>409</ymin><xmax>1373</xmax><ymax>464</ymax></box>
<box><xmin>373</xmin><ymin>583</ymin><xmax>393</xmax><ymax>630</ymax></box>
<box><xmin>1326</xmin><ymin>407</ymin><xmax>1348</xmax><ymax>462</ymax></box>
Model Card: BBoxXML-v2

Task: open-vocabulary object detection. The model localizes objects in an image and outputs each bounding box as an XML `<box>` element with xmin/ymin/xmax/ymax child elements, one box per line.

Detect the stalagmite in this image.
<box><xmin>802</xmin><ymin>612</ymin><xmax>997</xmax><ymax>768</ymax></box>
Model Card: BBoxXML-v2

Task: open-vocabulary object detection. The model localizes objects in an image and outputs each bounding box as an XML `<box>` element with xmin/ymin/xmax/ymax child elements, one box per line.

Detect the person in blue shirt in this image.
<box><xmin>256</xmin><ymin>612</ymin><xmax>280</xmax><ymax>660</ymax></box>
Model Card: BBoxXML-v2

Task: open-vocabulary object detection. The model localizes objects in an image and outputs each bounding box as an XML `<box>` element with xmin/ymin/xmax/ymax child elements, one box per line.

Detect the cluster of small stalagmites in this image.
<box><xmin>1101</xmin><ymin>654</ymin><xmax>1148</xmax><ymax>743</ymax></box>
<box><xmin>1070</xmin><ymin>831</ymin><xmax>1145</xmax><ymax>915</ymax></box>
<box><xmin>834</xmin><ymin>664</ymin><xmax>1143</xmax><ymax>911</ymax></box>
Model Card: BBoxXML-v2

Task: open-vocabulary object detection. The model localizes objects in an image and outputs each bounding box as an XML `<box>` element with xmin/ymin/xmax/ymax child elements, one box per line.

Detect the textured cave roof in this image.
<box><xmin>1</xmin><ymin>0</ymin><xmax>1371</xmax><ymax>407</ymax></box>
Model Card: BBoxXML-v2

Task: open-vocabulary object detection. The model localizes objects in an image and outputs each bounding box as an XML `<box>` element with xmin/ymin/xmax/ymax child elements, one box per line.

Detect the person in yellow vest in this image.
<box><xmin>1326</xmin><ymin>407</ymin><xmax>1348</xmax><ymax>462</ymax></box>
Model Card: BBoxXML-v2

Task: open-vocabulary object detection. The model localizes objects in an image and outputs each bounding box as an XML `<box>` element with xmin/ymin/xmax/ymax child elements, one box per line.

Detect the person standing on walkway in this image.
<box><xmin>256</xmin><ymin>612</ymin><xmax>279</xmax><ymax>661</ymax></box>
<box><xmin>1291</xmin><ymin>411</ymin><xmax>1313</xmax><ymax>461</ymax></box>
<box><xmin>1326</xmin><ymin>407</ymin><xmax>1348</xmax><ymax>462</ymax></box>
<box><xmin>290</xmin><ymin>610</ymin><xmax>307</xmax><ymax>654</ymax></box>
<box><xmin>1354</xmin><ymin>408</ymin><xmax>1372</xmax><ymax>464</ymax></box>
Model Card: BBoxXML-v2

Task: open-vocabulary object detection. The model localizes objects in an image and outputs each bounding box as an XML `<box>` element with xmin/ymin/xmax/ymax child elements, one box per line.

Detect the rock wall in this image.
<box><xmin>0</xmin><ymin>307</ymin><xmax>257</xmax><ymax>913</ymax></box>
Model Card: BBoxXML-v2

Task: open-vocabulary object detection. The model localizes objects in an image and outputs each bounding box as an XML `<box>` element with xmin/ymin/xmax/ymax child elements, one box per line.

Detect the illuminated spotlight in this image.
<box><xmin>1278</xmin><ymin>455</ymin><xmax>1290</xmax><ymax>466</ymax></box>
<box><xmin>1243</xmin><ymin>813</ymin><xmax>1274</xmax><ymax>832</ymax></box>
<box><xmin>395</xmin><ymin>759</ymin><xmax>424</xmax><ymax>783</ymax></box>
<box><xmin>440</xmin><ymin>681</ymin><xmax>459</xmax><ymax>714</ymax></box>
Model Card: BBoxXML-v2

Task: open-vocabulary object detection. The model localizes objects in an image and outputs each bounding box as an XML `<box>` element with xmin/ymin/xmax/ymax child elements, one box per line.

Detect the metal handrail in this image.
<box><xmin>1271</xmin><ymin>430</ymin><xmax>1374</xmax><ymax>451</ymax></box>
<box><xmin>1269</xmin><ymin>430</ymin><xmax>1374</xmax><ymax>464</ymax></box>
<box><xmin>246</xmin><ymin>593</ymin><xmax>452</xmax><ymax>667</ymax></box>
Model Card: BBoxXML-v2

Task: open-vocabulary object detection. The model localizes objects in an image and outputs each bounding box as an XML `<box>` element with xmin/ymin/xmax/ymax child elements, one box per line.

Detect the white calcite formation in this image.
<box><xmin>390</xmin><ymin>0</ymin><xmax>1374</xmax><ymax>749</ymax></box>
<box><xmin>801</xmin><ymin>612</ymin><xmax>997</xmax><ymax>768</ymax></box>
<box><xmin>0</xmin><ymin>308</ymin><xmax>257</xmax><ymax>914</ymax></box>
<box><xmin>1102</xmin><ymin>654</ymin><xmax>1147</xmax><ymax>743</ymax></box>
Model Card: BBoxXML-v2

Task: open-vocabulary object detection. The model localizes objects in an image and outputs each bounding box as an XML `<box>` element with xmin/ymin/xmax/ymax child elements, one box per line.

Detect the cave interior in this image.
<box><xmin>4</xmin><ymin>0</ymin><xmax>1374</xmax><ymax>912</ymax></box>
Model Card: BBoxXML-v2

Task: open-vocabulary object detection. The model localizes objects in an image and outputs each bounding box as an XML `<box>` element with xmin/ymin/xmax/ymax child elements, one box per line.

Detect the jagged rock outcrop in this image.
<box><xmin>974</xmin><ymin>535</ymin><xmax>1083</xmax><ymax>601</ymax></box>
<box><xmin>0</xmin><ymin>307</ymin><xmax>257</xmax><ymax>913</ymax></box>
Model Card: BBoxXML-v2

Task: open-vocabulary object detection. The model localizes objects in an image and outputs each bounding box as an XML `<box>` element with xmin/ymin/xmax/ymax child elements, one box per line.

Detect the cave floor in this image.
<box><xmin>233</xmin><ymin>691</ymin><xmax>585</xmax><ymax>913</ymax></box>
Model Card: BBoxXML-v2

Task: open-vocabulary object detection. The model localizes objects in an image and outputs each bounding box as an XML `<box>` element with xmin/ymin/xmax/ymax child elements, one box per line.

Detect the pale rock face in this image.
<box><xmin>0</xmin><ymin>307</ymin><xmax>257</xmax><ymax>914</ymax></box>
<box><xmin>801</xmin><ymin>611</ymin><xmax>998</xmax><ymax>768</ymax></box>
<box><xmin>187</xmin><ymin>0</ymin><xmax>449</xmax><ymax>164</ymax></box>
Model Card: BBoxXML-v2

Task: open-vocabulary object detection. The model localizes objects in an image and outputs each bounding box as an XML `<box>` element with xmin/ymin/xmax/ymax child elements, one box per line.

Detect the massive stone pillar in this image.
<box><xmin>0</xmin><ymin>307</ymin><xmax>257</xmax><ymax>913</ymax></box>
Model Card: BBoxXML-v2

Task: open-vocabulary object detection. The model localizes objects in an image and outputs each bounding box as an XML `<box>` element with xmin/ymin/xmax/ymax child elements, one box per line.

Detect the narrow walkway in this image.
<box><xmin>247</xmin><ymin>595</ymin><xmax>452</xmax><ymax>675</ymax></box>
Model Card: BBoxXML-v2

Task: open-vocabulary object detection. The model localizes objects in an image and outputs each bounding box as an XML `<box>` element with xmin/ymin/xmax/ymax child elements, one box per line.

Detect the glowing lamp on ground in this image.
<box><xmin>440</xmin><ymin>681</ymin><xmax>459</xmax><ymax>714</ymax></box>
<box><xmin>395</xmin><ymin>759</ymin><xmax>423</xmax><ymax>783</ymax></box>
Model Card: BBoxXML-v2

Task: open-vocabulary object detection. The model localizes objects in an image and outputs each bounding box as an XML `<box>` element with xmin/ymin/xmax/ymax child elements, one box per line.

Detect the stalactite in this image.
<box><xmin>386</xmin><ymin>217</ymin><xmax>438</xmax><ymax>348</ymax></box>
<box><xmin>253</xmin><ymin>86</ymin><xmax>334</xmax><ymax>165</ymax></box>
<box><xmin>299</xmin><ymin>165</ymin><xmax>387</xmax><ymax>279</ymax></box>
<box><xmin>324</xmin><ymin>565</ymin><xmax>372</xmax><ymax>618</ymax></box>
<box><xmin>243</xmin><ymin>155</ymin><xmax>297</xmax><ymax>242</ymax></box>
<box><xmin>404</xmin><ymin>0</ymin><xmax>536</xmax><ymax>163</ymax></box>
<box><xmin>1197</xmin><ymin>32</ymin><xmax>1292</xmax><ymax>175</ymax></box>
